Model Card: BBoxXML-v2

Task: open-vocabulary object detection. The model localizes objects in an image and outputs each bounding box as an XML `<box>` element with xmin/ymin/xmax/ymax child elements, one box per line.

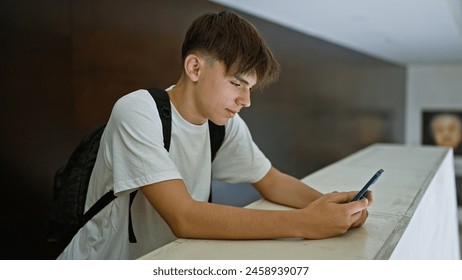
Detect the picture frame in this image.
<box><xmin>422</xmin><ymin>109</ymin><xmax>462</xmax><ymax>207</ymax></box>
<box><xmin>422</xmin><ymin>110</ymin><xmax>462</xmax><ymax>156</ymax></box>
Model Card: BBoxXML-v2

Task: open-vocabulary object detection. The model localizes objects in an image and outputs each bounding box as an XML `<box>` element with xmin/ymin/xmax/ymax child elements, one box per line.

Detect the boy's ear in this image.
<box><xmin>184</xmin><ymin>54</ymin><xmax>203</xmax><ymax>82</ymax></box>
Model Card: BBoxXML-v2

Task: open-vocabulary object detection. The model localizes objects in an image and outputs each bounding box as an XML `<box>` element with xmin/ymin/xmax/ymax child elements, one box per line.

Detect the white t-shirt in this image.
<box><xmin>57</xmin><ymin>89</ymin><xmax>271</xmax><ymax>259</ymax></box>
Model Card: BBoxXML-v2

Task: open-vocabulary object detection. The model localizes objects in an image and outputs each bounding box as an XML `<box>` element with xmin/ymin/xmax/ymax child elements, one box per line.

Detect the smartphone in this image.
<box><xmin>352</xmin><ymin>169</ymin><xmax>384</xmax><ymax>201</ymax></box>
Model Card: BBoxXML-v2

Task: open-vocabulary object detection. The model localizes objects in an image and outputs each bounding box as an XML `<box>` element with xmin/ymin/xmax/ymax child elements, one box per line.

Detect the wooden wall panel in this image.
<box><xmin>0</xmin><ymin>0</ymin><xmax>74</xmax><ymax>259</ymax></box>
<box><xmin>70</xmin><ymin>0</ymin><xmax>219</xmax><ymax>136</ymax></box>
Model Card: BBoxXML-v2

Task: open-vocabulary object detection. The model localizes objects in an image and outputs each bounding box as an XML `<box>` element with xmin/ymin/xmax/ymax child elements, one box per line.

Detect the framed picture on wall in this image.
<box><xmin>423</xmin><ymin>110</ymin><xmax>462</xmax><ymax>207</ymax></box>
<box><xmin>422</xmin><ymin>110</ymin><xmax>462</xmax><ymax>156</ymax></box>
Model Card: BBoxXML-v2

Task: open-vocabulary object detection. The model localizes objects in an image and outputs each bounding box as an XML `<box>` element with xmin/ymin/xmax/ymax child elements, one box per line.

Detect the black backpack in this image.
<box><xmin>46</xmin><ymin>88</ymin><xmax>225</xmax><ymax>252</ymax></box>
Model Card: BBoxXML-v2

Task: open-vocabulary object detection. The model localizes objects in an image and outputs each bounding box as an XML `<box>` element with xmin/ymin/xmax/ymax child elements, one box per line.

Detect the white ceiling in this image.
<box><xmin>211</xmin><ymin>0</ymin><xmax>462</xmax><ymax>65</ymax></box>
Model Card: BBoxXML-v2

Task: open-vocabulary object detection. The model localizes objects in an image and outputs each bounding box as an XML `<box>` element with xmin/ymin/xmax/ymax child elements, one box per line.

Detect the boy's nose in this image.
<box><xmin>237</xmin><ymin>90</ymin><xmax>251</xmax><ymax>108</ymax></box>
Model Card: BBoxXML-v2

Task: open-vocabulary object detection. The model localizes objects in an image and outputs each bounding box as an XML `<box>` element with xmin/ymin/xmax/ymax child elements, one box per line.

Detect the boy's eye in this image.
<box><xmin>231</xmin><ymin>81</ymin><xmax>241</xmax><ymax>87</ymax></box>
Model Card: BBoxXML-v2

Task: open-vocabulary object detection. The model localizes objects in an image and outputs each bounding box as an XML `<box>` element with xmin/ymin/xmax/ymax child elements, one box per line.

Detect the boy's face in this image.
<box><xmin>195</xmin><ymin>59</ymin><xmax>256</xmax><ymax>125</ymax></box>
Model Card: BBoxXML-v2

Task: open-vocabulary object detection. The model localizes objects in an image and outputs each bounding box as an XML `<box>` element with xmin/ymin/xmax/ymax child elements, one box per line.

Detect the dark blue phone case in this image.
<box><xmin>352</xmin><ymin>169</ymin><xmax>384</xmax><ymax>201</ymax></box>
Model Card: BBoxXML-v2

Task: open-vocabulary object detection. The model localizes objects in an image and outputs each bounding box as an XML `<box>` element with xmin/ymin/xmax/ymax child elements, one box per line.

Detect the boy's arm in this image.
<box><xmin>140</xmin><ymin>177</ymin><xmax>369</xmax><ymax>240</ymax></box>
<box><xmin>252</xmin><ymin>167</ymin><xmax>323</xmax><ymax>209</ymax></box>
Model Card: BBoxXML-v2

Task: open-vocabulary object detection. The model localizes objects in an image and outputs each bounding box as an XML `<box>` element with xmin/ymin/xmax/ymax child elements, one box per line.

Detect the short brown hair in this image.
<box><xmin>182</xmin><ymin>10</ymin><xmax>280</xmax><ymax>91</ymax></box>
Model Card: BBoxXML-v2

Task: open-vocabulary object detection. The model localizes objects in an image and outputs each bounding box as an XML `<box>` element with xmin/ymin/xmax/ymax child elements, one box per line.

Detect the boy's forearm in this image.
<box><xmin>173</xmin><ymin>200</ymin><xmax>306</xmax><ymax>240</ymax></box>
<box><xmin>142</xmin><ymin>179</ymin><xmax>308</xmax><ymax>240</ymax></box>
<box><xmin>253</xmin><ymin>167</ymin><xmax>323</xmax><ymax>209</ymax></box>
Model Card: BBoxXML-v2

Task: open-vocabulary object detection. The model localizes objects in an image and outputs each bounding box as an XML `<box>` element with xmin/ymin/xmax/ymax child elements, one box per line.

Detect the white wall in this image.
<box><xmin>405</xmin><ymin>63</ymin><xmax>462</xmax><ymax>174</ymax></box>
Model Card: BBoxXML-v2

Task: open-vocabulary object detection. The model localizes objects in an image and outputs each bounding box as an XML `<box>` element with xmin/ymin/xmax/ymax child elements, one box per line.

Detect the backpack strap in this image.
<box><xmin>127</xmin><ymin>88</ymin><xmax>172</xmax><ymax>243</ymax></box>
<box><xmin>149</xmin><ymin>88</ymin><xmax>172</xmax><ymax>151</ymax></box>
<box><xmin>208</xmin><ymin>120</ymin><xmax>225</xmax><ymax>161</ymax></box>
<box><xmin>207</xmin><ymin>121</ymin><xmax>225</xmax><ymax>203</ymax></box>
<box><xmin>80</xmin><ymin>189</ymin><xmax>115</xmax><ymax>229</ymax></box>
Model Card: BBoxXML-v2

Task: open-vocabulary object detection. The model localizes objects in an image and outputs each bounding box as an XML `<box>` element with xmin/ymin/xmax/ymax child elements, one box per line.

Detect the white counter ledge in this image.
<box><xmin>139</xmin><ymin>144</ymin><xmax>460</xmax><ymax>260</ymax></box>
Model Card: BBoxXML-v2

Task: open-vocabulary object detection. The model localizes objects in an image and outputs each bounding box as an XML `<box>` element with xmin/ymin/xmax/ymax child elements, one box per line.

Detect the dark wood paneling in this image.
<box><xmin>0</xmin><ymin>0</ymin><xmax>74</xmax><ymax>259</ymax></box>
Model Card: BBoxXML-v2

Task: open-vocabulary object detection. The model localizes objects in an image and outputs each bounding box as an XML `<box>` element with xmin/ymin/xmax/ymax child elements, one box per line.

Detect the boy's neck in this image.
<box><xmin>166</xmin><ymin>80</ymin><xmax>207</xmax><ymax>125</ymax></box>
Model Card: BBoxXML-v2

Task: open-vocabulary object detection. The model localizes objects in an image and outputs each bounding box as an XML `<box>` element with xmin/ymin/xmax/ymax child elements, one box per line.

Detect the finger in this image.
<box><xmin>325</xmin><ymin>191</ymin><xmax>350</xmax><ymax>203</ymax></box>
<box><xmin>346</xmin><ymin>190</ymin><xmax>373</xmax><ymax>205</ymax></box>
<box><xmin>346</xmin><ymin>190</ymin><xmax>364</xmax><ymax>202</ymax></box>
<box><xmin>363</xmin><ymin>191</ymin><xmax>374</xmax><ymax>205</ymax></box>
<box><xmin>351</xmin><ymin>209</ymin><xmax>368</xmax><ymax>228</ymax></box>
<box><xmin>348</xmin><ymin>197</ymin><xmax>369</xmax><ymax>214</ymax></box>
<box><xmin>351</xmin><ymin>210</ymin><xmax>363</xmax><ymax>223</ymax></box>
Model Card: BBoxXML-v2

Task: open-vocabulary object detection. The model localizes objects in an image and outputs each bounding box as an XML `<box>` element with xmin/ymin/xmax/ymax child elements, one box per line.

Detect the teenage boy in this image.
<box><xmin>58</xmin><ymin>10</ymin><xmax>372</xmax><ymax>260</ymax></box>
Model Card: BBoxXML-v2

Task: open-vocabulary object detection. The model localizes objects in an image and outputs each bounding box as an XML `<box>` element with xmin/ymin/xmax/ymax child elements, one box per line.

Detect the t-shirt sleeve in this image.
<box><xmin>102</xmin><ymin>90</ymin><xmax>182</xmax><ymax>194</ymax></box>
<box><xmin>211</xmin><ymin>114</ymin><xmax>271</xmax><ymax>184</ymax></box>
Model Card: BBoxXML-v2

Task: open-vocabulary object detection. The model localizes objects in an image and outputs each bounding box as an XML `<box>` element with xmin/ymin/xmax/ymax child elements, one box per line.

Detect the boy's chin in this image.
<box><xmin>209</xmin><ymin>117</ymin><xmax>230</xmax><ymax>126</ymax></box>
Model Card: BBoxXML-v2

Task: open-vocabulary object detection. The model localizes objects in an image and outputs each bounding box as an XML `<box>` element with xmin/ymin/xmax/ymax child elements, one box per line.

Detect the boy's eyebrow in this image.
<box><xmin>234</xmin><ymin>75</ymin><xmax>250</xmax><ymax>85</ymax></box>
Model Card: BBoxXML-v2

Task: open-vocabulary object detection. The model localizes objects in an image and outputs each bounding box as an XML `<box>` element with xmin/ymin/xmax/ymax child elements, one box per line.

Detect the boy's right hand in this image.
<box><xmin>298</xmin><ymin>192</ymin><xmax>370</xmax><ymax>239</ymax></box>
